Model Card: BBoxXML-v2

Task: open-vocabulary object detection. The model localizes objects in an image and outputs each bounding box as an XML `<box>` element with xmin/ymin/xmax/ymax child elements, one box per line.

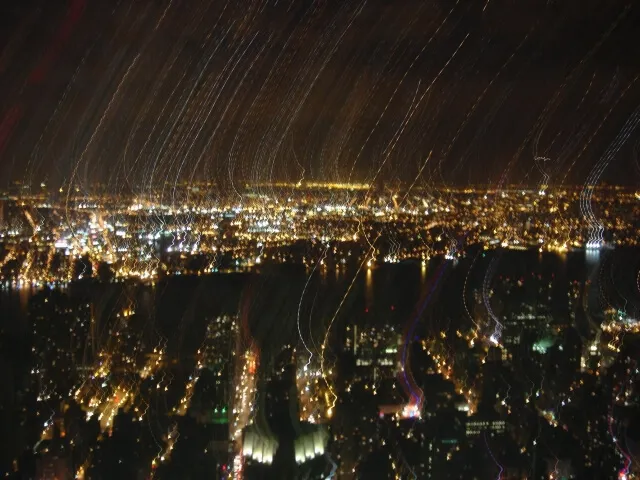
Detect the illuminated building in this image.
<box><xmin>346</xmin><ymin>323</ymin><xmax>400</xmax><ymax>380</ymax></box>
<box><xmin>242</xmin><ymin>347</ymin><xmax>332</xmax><ymax>478</ymax></box>
<box><xmin>34</xmin><ymin>424</ymin><xmax>72</xmax><ymax>480</ymax></box>
<box><xmin>464</xmin><ymin>417</ymin><xmax>505</xmax><ymax>438</ymax></box>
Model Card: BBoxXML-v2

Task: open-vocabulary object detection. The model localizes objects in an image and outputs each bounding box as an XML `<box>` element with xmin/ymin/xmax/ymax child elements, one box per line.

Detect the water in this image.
<box><xmin>2</xmin><ymin>248</ymin><xmax>639</xmax><ymax>357</ymax></box>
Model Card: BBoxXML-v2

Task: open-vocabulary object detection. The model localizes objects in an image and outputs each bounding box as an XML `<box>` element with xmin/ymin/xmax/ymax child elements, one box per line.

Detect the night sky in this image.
<box><xmin>1</xmin><ymin>0</ymin><xmax>639</xmax><ymax>192</ymax></box>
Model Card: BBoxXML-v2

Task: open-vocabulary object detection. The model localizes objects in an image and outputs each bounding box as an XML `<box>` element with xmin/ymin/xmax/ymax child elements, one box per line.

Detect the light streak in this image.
<box><xmin>320</xmin><ymin>240</ymin><xmax>378</xmax><ymax>411</ymax></box>
<box><xmin>297</xmin><ymin>244</ymin><xmax>328</xmax><ymax>370</ymax></box>
<box><xmin>580</xmin><ymin>100</ymin><xmax>640</xmax><ymax>248</ymax></box>
<box><xmin>484</xmin><ymin>431</ymin><xmax>504</xmax><ymax>480</ymax></box>
<box><xmin>483</xmin><ymin>254</ymin><xmax>503</xmax><ymax>344</ymax></box>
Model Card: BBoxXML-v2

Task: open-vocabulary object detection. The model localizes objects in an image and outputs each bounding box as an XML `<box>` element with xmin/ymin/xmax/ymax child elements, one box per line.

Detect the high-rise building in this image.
<box><xmin>242</xmin><ymin>347</ymin><xmax>332</xmax><ymax>479</ymax></box>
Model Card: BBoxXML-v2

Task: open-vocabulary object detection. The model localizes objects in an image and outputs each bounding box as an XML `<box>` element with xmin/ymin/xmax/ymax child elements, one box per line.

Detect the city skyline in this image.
<box><xmin>1</xmin><ymin>1</ymin><xmax>640</xmax><ymax>479</ymax></box>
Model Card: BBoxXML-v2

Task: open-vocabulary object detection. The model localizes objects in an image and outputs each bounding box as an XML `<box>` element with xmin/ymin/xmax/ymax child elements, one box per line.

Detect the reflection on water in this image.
<box><xmin>365</xmin><ymin>268</ymin><xmax>373</xmax><ymax>308</ymax></box>
<box><xmin>585</xmin><ymin>247</ymin><xmax>600</xmax><ymax>267</ymax></box>
<box><xmin>2</xmin><ymin>248</ymin><xmax>637</xmax><ymax>354</ymax></box>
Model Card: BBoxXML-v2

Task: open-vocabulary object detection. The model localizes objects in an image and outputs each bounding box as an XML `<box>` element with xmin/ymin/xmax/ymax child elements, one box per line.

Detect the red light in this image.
<box><xmin>391</xmin><ymin>305</ymin><xmax>395</xmax><ymax>311</ymax></box>
<box><xmin>365</xmin><ymin>308</ymin><xmax>368</xmax><ymax>313</ymax></box>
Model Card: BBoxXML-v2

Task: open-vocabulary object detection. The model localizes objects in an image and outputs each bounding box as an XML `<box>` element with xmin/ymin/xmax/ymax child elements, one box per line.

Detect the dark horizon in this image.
<box><xmin>0</xmin><ymin>1</ymin><xmax>639</xmax><ymax>192</ymax></box>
